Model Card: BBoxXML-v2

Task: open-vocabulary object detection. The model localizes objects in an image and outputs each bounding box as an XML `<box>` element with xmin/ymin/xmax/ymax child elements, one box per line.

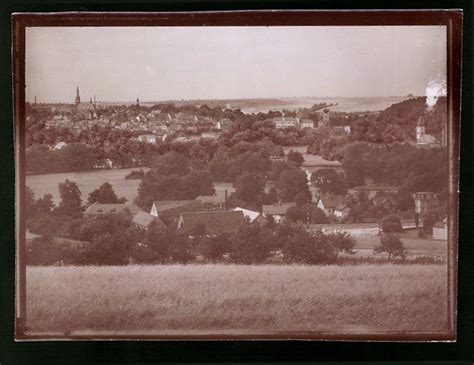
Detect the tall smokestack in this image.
<box><xmin>224</xmin><ymin>189</ymin><xmax>228</xmax><ymax>210</ymax></box>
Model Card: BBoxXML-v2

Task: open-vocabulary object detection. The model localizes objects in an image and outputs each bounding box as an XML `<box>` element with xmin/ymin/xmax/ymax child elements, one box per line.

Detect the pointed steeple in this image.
<box><xmin>75</xmin><ymin>85</ymin><xmax>81</xmax><ymax>105</ymax></box>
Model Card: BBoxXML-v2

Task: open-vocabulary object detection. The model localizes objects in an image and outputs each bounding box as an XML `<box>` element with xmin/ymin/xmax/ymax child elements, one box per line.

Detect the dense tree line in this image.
<box><xmin>26</xmin><ymin>213</ymin><xmax>357</xmax><ymax>266</ymax></box>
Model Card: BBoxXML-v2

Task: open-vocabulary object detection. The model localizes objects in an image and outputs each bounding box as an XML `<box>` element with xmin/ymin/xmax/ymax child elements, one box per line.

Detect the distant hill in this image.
<box><xmin>377</xmin><ymin>96</ymin><xmax>447</xmax><ymax>138</ymax></box>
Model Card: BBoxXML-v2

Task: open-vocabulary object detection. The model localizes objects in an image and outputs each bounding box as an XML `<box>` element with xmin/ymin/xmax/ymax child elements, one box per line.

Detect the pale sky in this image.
<box><xmin>25</xmin><ymin>26</ymin><xmax>446</xmax><ymax>103</ymax></box>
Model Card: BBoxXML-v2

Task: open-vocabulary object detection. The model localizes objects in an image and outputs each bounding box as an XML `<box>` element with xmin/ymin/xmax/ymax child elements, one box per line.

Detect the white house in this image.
<box><xmin>300</xmin><ymin>119</ymin><xmax>315</xmax><ymax>129</ymax></box>
<box><xmin>53</xmin><ymin>141</ymin><xmax>67</xmax><ymax>150</ymax></box>
<box><xmin>138</xmin><ymin>134</ymin><xmax>157</xmax><ymax>144</ymax></box>
<box><xmin>433</xmin><ymin>218</ymin><xmax>448</xmax><ymax>240</ymax></box>
<box><xmin>316</xmin><ymin>195</ymin><xmax>345</xmax><ymax>217</ymax></box>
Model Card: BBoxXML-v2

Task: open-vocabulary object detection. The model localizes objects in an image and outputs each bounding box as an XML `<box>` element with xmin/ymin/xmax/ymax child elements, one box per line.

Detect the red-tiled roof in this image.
<box><xmin>179</xmin><ymin>210</ymin><xmax>246</xmax><ymax>234</ymax></box>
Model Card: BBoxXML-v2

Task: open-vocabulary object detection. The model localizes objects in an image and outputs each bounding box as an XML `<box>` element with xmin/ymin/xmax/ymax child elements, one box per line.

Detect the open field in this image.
<box><xmin>354</xmin><ymin>235</ymin><xmax>447</xmax><ymax>258</ymax></box>
<box><xmin>26</xmin><ymin>168</ymin><xmax>236</xmax><ymax>205</ymax></box>
<box><xmin>26</xmin><ymin>264</ymin><xmax>448</xmax><ymax>336</ymax></box>
<box><xmin>26</xmin><ymin>168</ymin><xmax>147</xmax><ymax>205</ymax></box>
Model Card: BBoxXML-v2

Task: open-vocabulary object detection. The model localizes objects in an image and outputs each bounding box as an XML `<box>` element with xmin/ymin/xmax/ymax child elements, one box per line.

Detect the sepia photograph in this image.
<box><xmin>13</xmin><ymin>12</ymin><xmax>461</xmax><ymax>340</ymax></box>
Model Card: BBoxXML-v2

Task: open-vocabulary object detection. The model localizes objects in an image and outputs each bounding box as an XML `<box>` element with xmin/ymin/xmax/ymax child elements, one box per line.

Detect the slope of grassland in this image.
<box><xmin>26</xmin><ymin>264</ymin><xmax>448</xmax><ymax>336</ymax></box>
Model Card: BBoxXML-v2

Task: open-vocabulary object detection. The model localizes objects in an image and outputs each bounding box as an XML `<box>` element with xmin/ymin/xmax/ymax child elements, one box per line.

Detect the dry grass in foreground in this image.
<box><xmin>26</xmin><ymin>264</ymin><xmax>448</xmax><ymax>335</ymax></box>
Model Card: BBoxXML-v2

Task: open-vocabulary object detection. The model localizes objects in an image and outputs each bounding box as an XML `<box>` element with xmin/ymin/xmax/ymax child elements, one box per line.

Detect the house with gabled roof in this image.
<box><xmin>150</xmin><ymin>200</ymin><xmax>203</xmax><ymax>225</ymax></box>
<box><xmin>334</xmin><ymin>203</ymin><xmax>351</xmax><ymax>219</ymax></box>
<box><xmin>216</xmin><ymin>118</ymin><xmax>233</xmax><ymax>131</ymax></box>
<box><xmin>262</xmin><ymin>202</ymin><xmax>296</xmax><ymax>223</ymax></box>
<box><xmin>177</xmin><ymin>210</ymin><xmax>246</xmax><ymax>235</ymax></box>
<box><xmin>316</xmin><ymin>195</ymin><xmax>345</xmax><ymax>217</ymax></box>
<box><xmin>233</xmin><ymin>207</ymin><xmax>266</xmax><ymax>225</ymax></box>
<box><xmin>195</xmin><ymin>191</ymin><xmax>228</xmax><ymax>210</ymax></box>
<box><xmin>433</xmin><ymin>217</ymin><xmax>447</xmax><ymax>240</ymax></box>
<box><xmin>132</xmin><ymin>210</ymin><xmax>166</xmax><ymax>230</ymax></box>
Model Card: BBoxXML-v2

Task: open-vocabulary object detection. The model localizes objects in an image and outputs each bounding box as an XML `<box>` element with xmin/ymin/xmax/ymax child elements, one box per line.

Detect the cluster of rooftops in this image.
<box><xmin>83</xmin><ymin>193</ymin><xmax>298</xmax><ymax>235</ymax></box>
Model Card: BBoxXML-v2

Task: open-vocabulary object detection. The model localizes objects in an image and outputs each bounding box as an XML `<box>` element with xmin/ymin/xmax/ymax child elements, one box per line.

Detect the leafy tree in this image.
<box><xmin>381</xmin><ymin>215</ymin><xmax>403</xmax><ymax>233</ymax></box>
<box><xmin>182</xmin><ymin>170</ymin><xmax>215</xmax><ymax>198</ymax></box>
<box><xmin>287</xmin><ymin>150</ymin><xmax>304</xmax><ymax>166</ymax></box>
<box><xmin>277</xmin><ymin>223</ymin><xmax>337</xmax><ymax>264</ymax></box>
<box><xmin>327</xmin><ymin>231</ymin><xmax>356</xmax><ymax>256</ymax></box>
<box><xmin>276</xmin><ymin>169</ymin><xmax>311</xmax><ymax>204</ymax></box>
<box><xmin>229</xmin><ymin>224</ymin><xmax>275</xmax><ymax>264</ymax></box>
<box><xmin>198</xmin><ymin>233</ymin><xmax>232</xmax><ymax>261</ymax></box>
<box><xmin>152</xmin><ymin>152</ymin><xmax>190</xmax><ymax>176</ymax></box>
<box><xmin>84</xmin><ymin>232</ymin><xmax>132</xmax><ymax>265</ymax></box>
<box><xmin>136</xmin><ymin>169</ymin><xmax>215</xmax><ymax>209</ymax></box>
<box><xmin>144</xmin><ymin>222</ymin><xmax>174</xmax><ymax>263</ymax></box>
<box><xmin>57</xmin><ymin>179</ymin><xmax>83</xmax><ymax>217</ymax></box>
<box><xmin>311</xmin><ymin>168</ymin><xmax>346</xmax><ymax>195</ymax></box>
<box><xmin>374</xmin><ymin>233</ymin><xmax>408</xmax><ymax>260</ymax></box>
<box><xmin>87</xmin><ymin>182</ymin><xmax>126</xmax><ymax>205</ymax></box>
<box><xmin>34</xmin><ymin>193</ymin><xmax>55</xmax><ymax>215</ymax></box>
<box><xmin>25</xmin><ymin>186</ymin><xmax>36</xmax><ymax>219</ymax></box>
<box><xmin>286</xmin><ymin>204</ymin><xmax>329</xmax><ymax>224</ymax></box>
<box><xmin>232</xmin><ymin>172</ymin><xmax>266</xmax><ymax>208</ymax></box>
<box><xmin>269</xmin><ymin>160</ymin><xmax>298</xmax><ymax>181</ymax></box>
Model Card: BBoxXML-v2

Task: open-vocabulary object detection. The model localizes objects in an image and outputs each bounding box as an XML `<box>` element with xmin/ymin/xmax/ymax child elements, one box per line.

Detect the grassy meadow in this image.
<box><xmin>26</xmin><ymin>263</ymin><xmax>448</xmax><ymax>336</ymax></box>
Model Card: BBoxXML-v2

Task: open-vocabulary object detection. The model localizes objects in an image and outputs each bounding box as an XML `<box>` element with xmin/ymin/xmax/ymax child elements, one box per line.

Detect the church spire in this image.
<box><xmin>75</xmin><ymin>85</ymin><xmax>81</xmax><ymax>105</ymax></box>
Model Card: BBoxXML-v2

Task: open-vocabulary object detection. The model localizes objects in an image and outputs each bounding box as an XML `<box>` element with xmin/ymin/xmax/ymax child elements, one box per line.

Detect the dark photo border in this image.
<box><xmin>1</xmin><ymin>1</ymin><xmax>472</xmax><ymax>364</ymax></box>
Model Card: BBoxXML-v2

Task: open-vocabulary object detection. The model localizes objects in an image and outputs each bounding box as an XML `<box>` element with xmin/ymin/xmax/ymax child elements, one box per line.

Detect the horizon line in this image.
<box><xmin>28</xmin><ymin>94</ymin><xmax>420</xmax><ymax>105</ymax></box>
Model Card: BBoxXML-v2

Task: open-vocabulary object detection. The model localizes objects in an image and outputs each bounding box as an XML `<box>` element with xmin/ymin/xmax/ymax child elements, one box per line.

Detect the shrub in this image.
<box><xmin>83</xmin><ymin>233</ymin><xmax>131</xmax><ymax>265</ymax></box>
<box><xmin>229</xmin><ymin>224</ymin><xmax>275</xmax><ymax>264</ymax></box>
<box><xmin>381</xmin><ymin>215</ymin><xmax>403</xmax><ymax>233</ymax></box>
<box><xmin>26</xmin><ymin>235</ymin><xmax>84</xmax><ymax>265</ymax></box>
<box><xmin>374</xmin><ymin>233</ymin><xmax>408</xmax><ymax>260</ymax></box>
<box><xmin>328</xmin><ymin>231</ymin><xmax>356</xmax><ymax>256</ymax></box>
<box><xmin>197</xmin><ymin>233</ymin><xmax>232</xmax><ymax>262</ymax></box>
<box><xmin>277</xmin><ymin>223</ymin><xmax>338</xmax><ymax>264</ymax></box>
<box><xmin>26</xmin><ymin>214</ymin><xmax>65</xmax><ymax>236</ymax></box>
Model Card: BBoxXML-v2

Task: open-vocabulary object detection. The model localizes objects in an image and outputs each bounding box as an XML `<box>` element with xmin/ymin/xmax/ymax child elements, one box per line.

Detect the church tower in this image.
<box><xmin>136</xmin><ymin>97</ymin><xmax>140</xmax><ymax>110</ymax></box>
<box><xmin>75</xmin><ymin>85</ymin><xmax>81</xmax><ymax>105</ymax></box>
<box><xmin>416</xmin><ymin>116</ymin><xmax>425</xmax><ymax>142</ymax></box>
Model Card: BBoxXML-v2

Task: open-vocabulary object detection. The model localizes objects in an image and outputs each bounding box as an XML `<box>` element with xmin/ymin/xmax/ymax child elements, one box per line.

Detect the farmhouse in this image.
<box><xmin>84</xmin><ymin>203</ymin><xmax>140</xmax><ymax>216</ymax></box>
<box><xmin>316</xmin><ymin>195</ymin><xmax>346</xmax><ymax>217</ymax></box>
<box><xmin>53</xmin><ymin>141</ymin><xmax>68</xmax><ymax>150</ymax></box>
<box><xmin>195</xmin><ymin>191</ymin><xmax>228</xmax><ymax>210</ymax></box>
<box><xmin>177</xmin><ymin>210</ymin><xmax>246</xmax><ymax>235</ymax></box>
<box><xmin>233</xmin><ymin>207</ymin><xmax>266</xmax><ymax>225</ymax></box>
<box><xmin>216</xmin><ymin>118</ymin><xmax>233</xmax><ymax>131</ymax></box>
<box><xmin>131</xmin><ymin>210</ymin><xmax>166</xmax><ymax>230</ymax></box>
<box><xmin>299</xmin><ymin>119</ymin><xmax>315</xmax><ymax>129</ymax></box>
<box><xmin>273</xmin><ymin>115</ymin><xmax>299</xmax><ymax>129</ymax></box>
<box><xmin>137</xmin><ymin>134</ymin><xmax>157</xmax><ymax>144</ymax></box>
<box><xmin>150</xmin><ymin>200</ymin><xmax>203</xmax><ymax>225</ymax></box>
<box><xmin>262</xmin><ymin>202</ymin><xmax>296</xmax><ymax>223</ymax></box>
<box><xmin>433</xmin><ymin>218</ymin><xmax>448</xmax><ymax>240</ymax></box>
<box><xmin>412</xmin><ymin>192</ymin><xmax>442</xmax><ymax>217</ymax></box>
<box><xmin>334</xmin><ymin>203</ymin><xmax>351</xmax><ymax>219</ymax></box>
